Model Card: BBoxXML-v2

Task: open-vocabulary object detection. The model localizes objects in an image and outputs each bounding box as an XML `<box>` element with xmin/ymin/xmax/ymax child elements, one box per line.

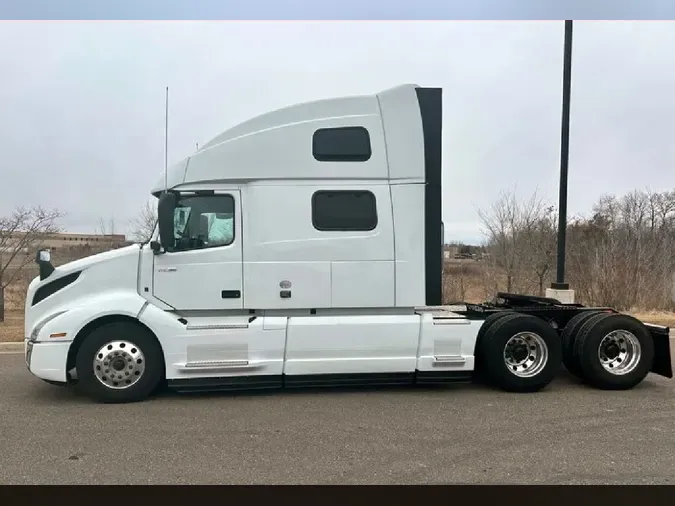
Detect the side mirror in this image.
<box><xmin>35</xmin><ymin>248</ymin><xmax>55</xmax><ymax>281</ymax></box>
<box><xmin>157</xmin><ymin>192</ymin><xmax>177</xmax><ymax>253</ymax></box>
<box><xmin>36</xmin><ymin>249</ymin><xmax>51</xmax><ymax>264</ymax></box>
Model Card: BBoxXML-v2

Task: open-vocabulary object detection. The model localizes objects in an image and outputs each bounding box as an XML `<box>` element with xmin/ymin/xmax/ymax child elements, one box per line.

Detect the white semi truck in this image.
<box><xmin>24</xmin><ymin>84</ymin><xmax>672</xmax><ymax>403</ymax></box>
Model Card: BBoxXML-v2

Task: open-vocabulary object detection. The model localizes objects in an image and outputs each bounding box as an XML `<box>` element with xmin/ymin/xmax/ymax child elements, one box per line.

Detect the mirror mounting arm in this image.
<box><xmin>149</xmin><ymin>241</ymin><xmax>164</xmax><ymax>255</ymax></box>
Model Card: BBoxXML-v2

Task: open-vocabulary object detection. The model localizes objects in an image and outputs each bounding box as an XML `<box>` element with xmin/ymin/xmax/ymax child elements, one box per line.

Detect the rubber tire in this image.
<box><xmin>561</xmin><ymin>311</ymin><xmax>603</xmax><ymax>379</ymax></box>
<box><xmin>476</xmin><ymin>312</ymin><xmax>514</xmax><ymax>344</ymax></box>
<box><xmin>474</xmin><ymin>311</ymin><xmax>515</xmax><ymax>378</ymax></box>
<box><xmin>74</xmin><ymin>322</ymin><xmax>164</xmax><ymax>403</ymax></box>
<box><xmin>480</xmin><ymin>312</ymin><xmax>562</xmax><ymax>393</ymax></box>
<box><xmin>572</xmin><ymin>313</ymin><xmax>654</xmax><ymax>390</ymax></box>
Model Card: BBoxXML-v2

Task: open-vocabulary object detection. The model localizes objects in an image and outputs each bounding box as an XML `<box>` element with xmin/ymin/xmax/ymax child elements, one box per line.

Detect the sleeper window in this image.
<box><xmin>312</xmin><ymin>127</ymin><xmax>372</xmax><ymax>162</ymax></box>
<box><xmin>311</xmin><ymin>190</ymin><xmax>377</xmax><ymax>231</ymax></box>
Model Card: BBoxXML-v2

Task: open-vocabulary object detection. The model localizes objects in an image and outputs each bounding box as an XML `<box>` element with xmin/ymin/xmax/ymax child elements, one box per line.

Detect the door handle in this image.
<box><xmin>221</xmin><ymin>290</ymin><xmax>241</xmax><ymax>299</ymax></box>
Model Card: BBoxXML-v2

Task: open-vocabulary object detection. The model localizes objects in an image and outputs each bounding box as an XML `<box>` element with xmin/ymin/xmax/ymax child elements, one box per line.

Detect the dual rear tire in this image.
<box><xmin>477</xmin><ymin>310</ymin><xmax>655</xmax><ymax>392</ymax></box>
<box><xmin>562</xmin><ymin>312</ymin><xmax>654</xmax><ymax>390</ymax></box>
<box><xmin>477</xmin><ymin>312</ymin><xmax>562</xmax><ymax>392</ymax></box>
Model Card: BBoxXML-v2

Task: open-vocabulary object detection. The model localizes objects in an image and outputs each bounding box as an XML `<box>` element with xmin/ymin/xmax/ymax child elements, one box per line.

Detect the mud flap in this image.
<box><xmin>646</xmin><ymin>324</ymin><xmax>673</xmax><ymax>378</ymax></box>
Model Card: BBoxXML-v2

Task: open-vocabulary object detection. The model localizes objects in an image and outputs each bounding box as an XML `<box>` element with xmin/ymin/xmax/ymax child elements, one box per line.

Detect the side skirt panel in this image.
<box><xmin>167</xmin><ymin>371</ymin><xmax>472</xmax><ymax>393</ymax></box>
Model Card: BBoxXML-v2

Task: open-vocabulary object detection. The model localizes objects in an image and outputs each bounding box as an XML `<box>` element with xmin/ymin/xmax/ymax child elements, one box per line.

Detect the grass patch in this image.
<box><xmin>0</xmin><ymin>311</ymin><xmax>24</xmax><ymax>343</ymax></box>
<box><xmin>629</xmin><ymin>311</ymin><xmax>675</xmax><ymax>329</ymax></box>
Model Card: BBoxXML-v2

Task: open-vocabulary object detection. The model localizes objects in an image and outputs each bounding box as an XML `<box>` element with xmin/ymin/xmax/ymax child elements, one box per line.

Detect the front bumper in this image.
<box><xmin>25</xmin><ymin>339</ymin><xmax>71</xmax><ymax>383</ymax></box>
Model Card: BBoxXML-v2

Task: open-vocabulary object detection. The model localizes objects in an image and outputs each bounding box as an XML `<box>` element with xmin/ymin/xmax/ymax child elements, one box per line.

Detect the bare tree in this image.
<box><xmin>522</xmin><ymin>205</ymin><xmax>557</xmax><ymax>296</ymax></box>
<box><xmin>478</xmin><ymin>189</ymin><xmax>553</xmax><ymax>294</ymax></box>
<box><xmin>478</xmin><ymin>191</ymin><xmax>521</xmax><ymax>293</ymax></box>
<box><xmin>97</xmin><ymin>217</ymin><xmax>116</xmax><ymax>235</ymax></box>
<box><xmin>129</xmin><ymin>200</ymin><xmax>158</xmax><ymax>243</ymax></box>
<box><xmin>96</xmin><ymin>217</ymin><xmax>120</xmax><ymax>249</ymax></box>
<box><xmin>473</xmin><ymin>186</ymin><xmax>674</xmax><ymax>312</ymax></box>
<box><xmin>563</xmin><ymin>189</ymin><xmax>675</xmax><ymax>311</ymax></box>
<box><xmin>0</xmin><ymin>206</ymin><xmax>63</xmax><ymax>321</ymax></box>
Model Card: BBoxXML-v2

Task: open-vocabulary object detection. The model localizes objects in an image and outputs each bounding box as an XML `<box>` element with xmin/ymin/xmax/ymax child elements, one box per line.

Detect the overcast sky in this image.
<box><xmin>1</xmin><ymin>21</ymin><xmax>674</xmax><ymax>244</ymax></box>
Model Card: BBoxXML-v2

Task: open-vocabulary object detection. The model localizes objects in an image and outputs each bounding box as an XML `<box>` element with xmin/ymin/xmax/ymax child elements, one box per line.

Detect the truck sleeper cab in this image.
<box><xmin>23</xmin><ymin>84</ymin><xmax>673</xmax><ymax>403</ymax></box>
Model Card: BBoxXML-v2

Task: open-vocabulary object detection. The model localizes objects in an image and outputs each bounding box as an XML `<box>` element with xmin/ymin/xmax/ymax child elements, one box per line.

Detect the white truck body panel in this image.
<box><xmin>26</xmin><ymin>299</ymin><xmax>478</xmax><ymax>384</ymax></box>
<box><xmin>240</xmin><ymin>182</ymin><xmax>397</xmax><ymax>309</ymax></box>
<box><xmin>25</xmin><ymin>245</ymin><xmax>145</xmax><ymax>339</ymax></box>
<box><xmin>283</xmin><ymin>314</ymin><xmax>421</xmax><ymax>375</ymax></box>
<box><xmin>152</xmin><ymin>190</ymin><xmax>244</xmax><ymax>311</ymax></box>
<box><xmin>23</xmin><ymin>83</ymin><xmax>475</xmax><ymax>393</ymax></box>
<box><xmin>151</xmin><ymin>84</ymin><xmax>425</xmax><ymax>193</ymax></box>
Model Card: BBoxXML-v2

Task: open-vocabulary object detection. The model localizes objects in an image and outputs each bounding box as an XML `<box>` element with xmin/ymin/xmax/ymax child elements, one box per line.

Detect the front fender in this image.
<box><xmin>33</xmin><ymin>291</ymin><xmax>149</xmax><ymax>344</ymax></box>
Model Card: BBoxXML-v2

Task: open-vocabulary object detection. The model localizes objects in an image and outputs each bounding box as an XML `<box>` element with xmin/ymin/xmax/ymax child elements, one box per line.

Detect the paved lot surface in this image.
<box><xmin>1</xmin><ymin>344</ymin><xmax>674</xmax><ymax>485</ymax></box>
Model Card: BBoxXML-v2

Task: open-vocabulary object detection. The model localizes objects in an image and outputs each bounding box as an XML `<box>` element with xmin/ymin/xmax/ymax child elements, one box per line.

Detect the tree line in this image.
<box><xmin>475</xmin><ymin>188</ymin><xmax>675</xmax><ymax>311</ymax></box>
<box><xmin>2</xmin><ymin>188</ymin><xmax>674</xmax><ymax>321</ymax></box>
<box><xmin>0</xmin><ymin>203</ymin><xmax>157</xmax><ymax>322</ymax></box>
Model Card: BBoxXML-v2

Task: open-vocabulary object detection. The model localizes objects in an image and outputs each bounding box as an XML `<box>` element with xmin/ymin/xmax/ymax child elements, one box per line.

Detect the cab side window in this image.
<box><xmin>311</xmin><ymin>190</ymin><xmax>377</xmax><ymax>231</ymax></box>
<box><xmin>171</xmin><ymin>194</ymin><xmax>235</xmax><ymax>251</ymax></box>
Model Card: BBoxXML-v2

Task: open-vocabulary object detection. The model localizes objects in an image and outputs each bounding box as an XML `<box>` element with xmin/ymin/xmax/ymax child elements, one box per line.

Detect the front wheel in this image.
<box><xmin>479</xmin><ymin>313</ymin><xmax>562</xmax><ymax>393</ymax></box>
<box><xmin>74</xmin><ymin>322</ymin><xmax>164</xmax><ymax>403</ymax></box>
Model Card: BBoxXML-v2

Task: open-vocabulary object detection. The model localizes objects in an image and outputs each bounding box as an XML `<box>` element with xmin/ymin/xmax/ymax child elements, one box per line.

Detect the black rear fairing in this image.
<box><xmin>645</xmin><ymin>324</ymin><xmax>673</xmax><ymax>378</ymax></box>
<box><xmin>415</xmin><ymin>87</ymin><xmax>443</xmax><ymax>307</ymax></box>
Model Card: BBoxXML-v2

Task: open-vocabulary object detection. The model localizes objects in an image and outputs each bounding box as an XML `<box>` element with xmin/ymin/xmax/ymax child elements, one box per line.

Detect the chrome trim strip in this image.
<box><xmin>185</xmin><ymin>324</ymin><xmax>249</xmax><ymax>331</ymax></box>
<box><xmin>433</xmin><ymin>355</ymin><xmax>466</xmax><ymax>364</ymax></box>
<box><xmin>182</xmin><ymin>359</ymin><xmax>250</xmax><ymax>369</ymax></box>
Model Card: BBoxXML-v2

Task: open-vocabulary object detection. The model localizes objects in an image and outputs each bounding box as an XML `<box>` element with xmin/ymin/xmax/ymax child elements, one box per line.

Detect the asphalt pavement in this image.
<box><xmin>1</xmin><ymin>344</ymin><xmax>674</xmax><ymax>485</ymax></box>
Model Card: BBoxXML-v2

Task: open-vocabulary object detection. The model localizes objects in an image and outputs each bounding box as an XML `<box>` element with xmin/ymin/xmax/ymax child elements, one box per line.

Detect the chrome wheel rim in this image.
<box><xmin>503</xmin><ymin>332</ymin><xmax>549</xmax><ymax>378</ymax></box>
<box><xmin>598</xmin><ymin>330</ymin><xmax>641</xmax><ymax>375</ymax></box>
<box><xmin>93</xmin><ymin>340</ymin><xmax>145</xmax><ymax>389</ymax></box>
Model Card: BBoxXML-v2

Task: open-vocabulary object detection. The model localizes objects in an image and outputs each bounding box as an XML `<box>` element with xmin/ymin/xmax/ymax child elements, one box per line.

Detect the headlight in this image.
<box><xmin>30</xmin><ymin>310</ymin><xmax>67</xmax><ymax>342</ymax></box>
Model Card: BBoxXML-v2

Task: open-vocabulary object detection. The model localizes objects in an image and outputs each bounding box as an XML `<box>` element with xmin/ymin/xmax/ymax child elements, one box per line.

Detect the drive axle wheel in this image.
<box><xmin>75</xmin><ymin>321</ymin><xmax>164</xmax><ymax>403</ymax></box>
<box><xmin>597</xmin><ymin>330</ymin><xmax>642</xmax><ymax>374</ymax></box>
<box><xmin>560</xmin><ymin>310</ymin><xmax>603</xmax><ymax>379</ymax></box>
<box><xmin>480</xmin><ymin>313</ymin><xmax>562</xmax><ymax>392</ymax></box>
<box><xmin>503</xmin><ymin>332</ymin><xmax>549</xmax><ymax>378</ymax></box>
<box><xmin>473</xmin><ymin>311</ymin><xmax>514</xmax><ymax>380</ymax></box>
<box><xmin>572</xmin><ymin>313</ymin><xmax>654</xmax><ymax>390</ymax></box>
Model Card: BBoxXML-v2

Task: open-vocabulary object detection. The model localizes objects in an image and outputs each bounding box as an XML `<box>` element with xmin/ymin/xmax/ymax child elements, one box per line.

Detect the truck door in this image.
<box><xmin>152</xmin><ymin>190</ymin><xmax>244</xmax><ymax>311</ymax></box>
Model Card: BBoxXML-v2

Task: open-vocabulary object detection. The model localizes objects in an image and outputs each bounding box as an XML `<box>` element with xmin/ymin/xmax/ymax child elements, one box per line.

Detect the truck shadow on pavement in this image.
<box><xmin>151</xmin><ymin>367</ymin><xmax>665</xmax><ymax>401</ymax></box>
<box><xmin>25</xmin><ymin>366</ymin><xmax>667</xmax><ymax>406</ymax></box>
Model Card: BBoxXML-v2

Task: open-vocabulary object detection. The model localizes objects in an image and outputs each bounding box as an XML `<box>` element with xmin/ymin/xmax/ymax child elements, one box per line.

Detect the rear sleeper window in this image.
<box><xmin>312</xmin><ymin>190</ymin><xmax>377</xmax><ymax>231</ymax></box>
<box><xmin>312</xmin><ymin>126</ymin><xmax>371</xmax><ymax>162</ymax></box>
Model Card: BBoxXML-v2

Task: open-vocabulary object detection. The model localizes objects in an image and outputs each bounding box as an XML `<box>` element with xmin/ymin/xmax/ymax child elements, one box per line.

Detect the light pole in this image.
<box><xmin>550</xmin><ymin>20</ymin><xmax>574</xmax><ymax>298</ymax></box>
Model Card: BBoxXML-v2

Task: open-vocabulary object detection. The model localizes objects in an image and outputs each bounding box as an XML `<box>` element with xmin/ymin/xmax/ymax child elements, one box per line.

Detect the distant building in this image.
<box><xmin>0</xmin><ymin>232</ymin><xmax>128</xmax><ymax>255</ymax></box>
<box><xmin>444</xmin><ymin>244</ymin><xmax>486</xmax><ymax>260</ymax></box>
<box><xmin>444</xmin><ymin>245</ymin><xmax>460</xmax><ymax>259</ymax></box>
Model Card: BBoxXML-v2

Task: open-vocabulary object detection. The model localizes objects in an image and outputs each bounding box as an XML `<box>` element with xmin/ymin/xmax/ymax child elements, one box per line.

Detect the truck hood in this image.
<box><xmin>45</xmin><ymin>244</ymin><xmax>141</xmax><ymax>279</ymax></box>
<box><xmin>25</xmin><ymin>244</ymin><xmax>143</xmax><ymax>337</ymax></box>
